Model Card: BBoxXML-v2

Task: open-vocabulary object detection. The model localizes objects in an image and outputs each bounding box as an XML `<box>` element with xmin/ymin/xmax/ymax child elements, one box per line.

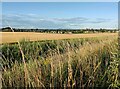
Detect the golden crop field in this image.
<box><xmin>0</xmin><ymin>32</ymin><xmax>118</xmax><ymax>44</ymax></box>
<box><xmin>1</xmin><ymin>32</ymin><xmax>119</xmax><ymax>88</ymax></box>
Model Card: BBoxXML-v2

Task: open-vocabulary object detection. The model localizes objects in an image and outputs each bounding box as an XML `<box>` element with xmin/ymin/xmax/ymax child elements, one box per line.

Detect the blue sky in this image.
<box><xmin>2</xmin><ymin>2</ymin><xmax>118</xmax><ymax>29</ymax></box>
<box><xmin>1</xmin><ymin>0</ymin><xmax>120</xmax><ymax>2</ymax></box>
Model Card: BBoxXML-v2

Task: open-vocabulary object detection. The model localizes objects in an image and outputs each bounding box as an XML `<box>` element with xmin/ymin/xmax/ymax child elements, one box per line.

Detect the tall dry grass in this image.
<box><xmin>1</xmin><ymin>36</ymin><xmax>120</xmax><ymax>88</ymax></box>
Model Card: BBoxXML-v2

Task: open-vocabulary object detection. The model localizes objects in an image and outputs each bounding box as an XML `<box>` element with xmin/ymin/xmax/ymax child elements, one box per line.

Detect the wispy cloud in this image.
<box><xmin>53</xmin><ymin>17</ymin><xmax>111</xmax><ymax>24</ymax></box>
<box><xmin>2</xmin><ymin>14</ymin><xmax>117</xmax><ymax>29</ymax></box>
<box><xmin>89</xmin><ymin>18</ymin><xmax>111</xmax><ymax>23</ymax></box>
<box><xmin>53</xmin><ymin>17</ymin><xmax>88</xmax><ymax>23</ymax></box>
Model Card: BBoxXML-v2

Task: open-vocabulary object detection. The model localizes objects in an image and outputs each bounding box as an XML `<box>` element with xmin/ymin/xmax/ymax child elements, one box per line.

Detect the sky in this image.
<box><xmin>2</xmin><ymin>2</ymin><xmax>118</xmax><ymax>29</ymax></box>
<box><xmin>1</xmin><ymin>0</ymin><xmax>120</xmax><ymax>2</ymax></box>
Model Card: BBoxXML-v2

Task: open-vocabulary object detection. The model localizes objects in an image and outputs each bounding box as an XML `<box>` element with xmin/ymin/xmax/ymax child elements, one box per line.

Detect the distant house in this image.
<box><xmin>68</xmin><ymin>32</ymin><xmax>72</xmax><ymax>34</ymax></box>
<box><xmin>84</xmin><ymin>31</ymin><xmax>89</xmax><ymax>33</ymax></box>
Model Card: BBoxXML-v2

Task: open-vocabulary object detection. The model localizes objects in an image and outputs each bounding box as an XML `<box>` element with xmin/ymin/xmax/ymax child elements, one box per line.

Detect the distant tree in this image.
<box><xmin>100</xmin><ymin>28</ymin><xmax>106</xmax><ymax>33</ymax></box>
<box><xmin>2</xmin><ymin>27</ymin><xmax>12</xmax><ymax>32</ymax></box>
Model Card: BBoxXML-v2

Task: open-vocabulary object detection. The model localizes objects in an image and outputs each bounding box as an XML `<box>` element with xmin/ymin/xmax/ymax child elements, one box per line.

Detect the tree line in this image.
<box><xmin>0</xmin><ymin>27</ymin><xmax>118</xmax><ymax>34</ymax></box>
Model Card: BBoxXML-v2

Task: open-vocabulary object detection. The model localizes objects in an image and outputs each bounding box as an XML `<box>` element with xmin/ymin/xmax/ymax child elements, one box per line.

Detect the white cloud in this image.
<box><xmin>2</xmin><ymin>14</ymin><xmax>117</xmax><ymax>29</ymax></box>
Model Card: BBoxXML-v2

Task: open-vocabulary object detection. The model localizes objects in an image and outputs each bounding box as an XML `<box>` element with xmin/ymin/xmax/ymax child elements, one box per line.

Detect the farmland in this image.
<box><xmin>1</xmin><ymin>32</ymin><xmax>120</xmax><ymax>88</ymax></box>
<box><xmin>1</xmin><ymin>32</ymin><xmax>118</xmax><ymax>44</ymax></box>
<box><xmin>1</xmin><ymin>1</ymin><xmax>120</xmax><ymax>88</ymax></box>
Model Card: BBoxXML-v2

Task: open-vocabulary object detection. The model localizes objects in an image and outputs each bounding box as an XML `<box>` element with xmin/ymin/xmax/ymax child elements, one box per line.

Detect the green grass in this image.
<box><xmin>1</xmin><ymin>36</ymin><xmax>120</xmax><ymax>88</ymax></box>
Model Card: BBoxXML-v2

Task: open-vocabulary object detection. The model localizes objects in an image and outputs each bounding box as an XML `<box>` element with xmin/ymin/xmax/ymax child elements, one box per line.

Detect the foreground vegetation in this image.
<box><xmin>1</xmin><ymin>36</ymin><xmax>120</xmax><ymax>88</ymax></box>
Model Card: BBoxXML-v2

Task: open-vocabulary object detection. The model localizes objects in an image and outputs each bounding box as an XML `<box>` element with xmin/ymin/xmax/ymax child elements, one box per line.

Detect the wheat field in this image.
<box><xmin>1</xmin><ymin>32</ymin><xmax>117</xmax><ymax>44</ymax></box>
<box><xmin>1</xmin><ymin>32</ymin><xmax>120</xmax><ymax>88</ymax></box>
<box><xmin>1</xmin><ymin>33</ymin><xmax>120</xmax><ymax>88</ymax></box>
